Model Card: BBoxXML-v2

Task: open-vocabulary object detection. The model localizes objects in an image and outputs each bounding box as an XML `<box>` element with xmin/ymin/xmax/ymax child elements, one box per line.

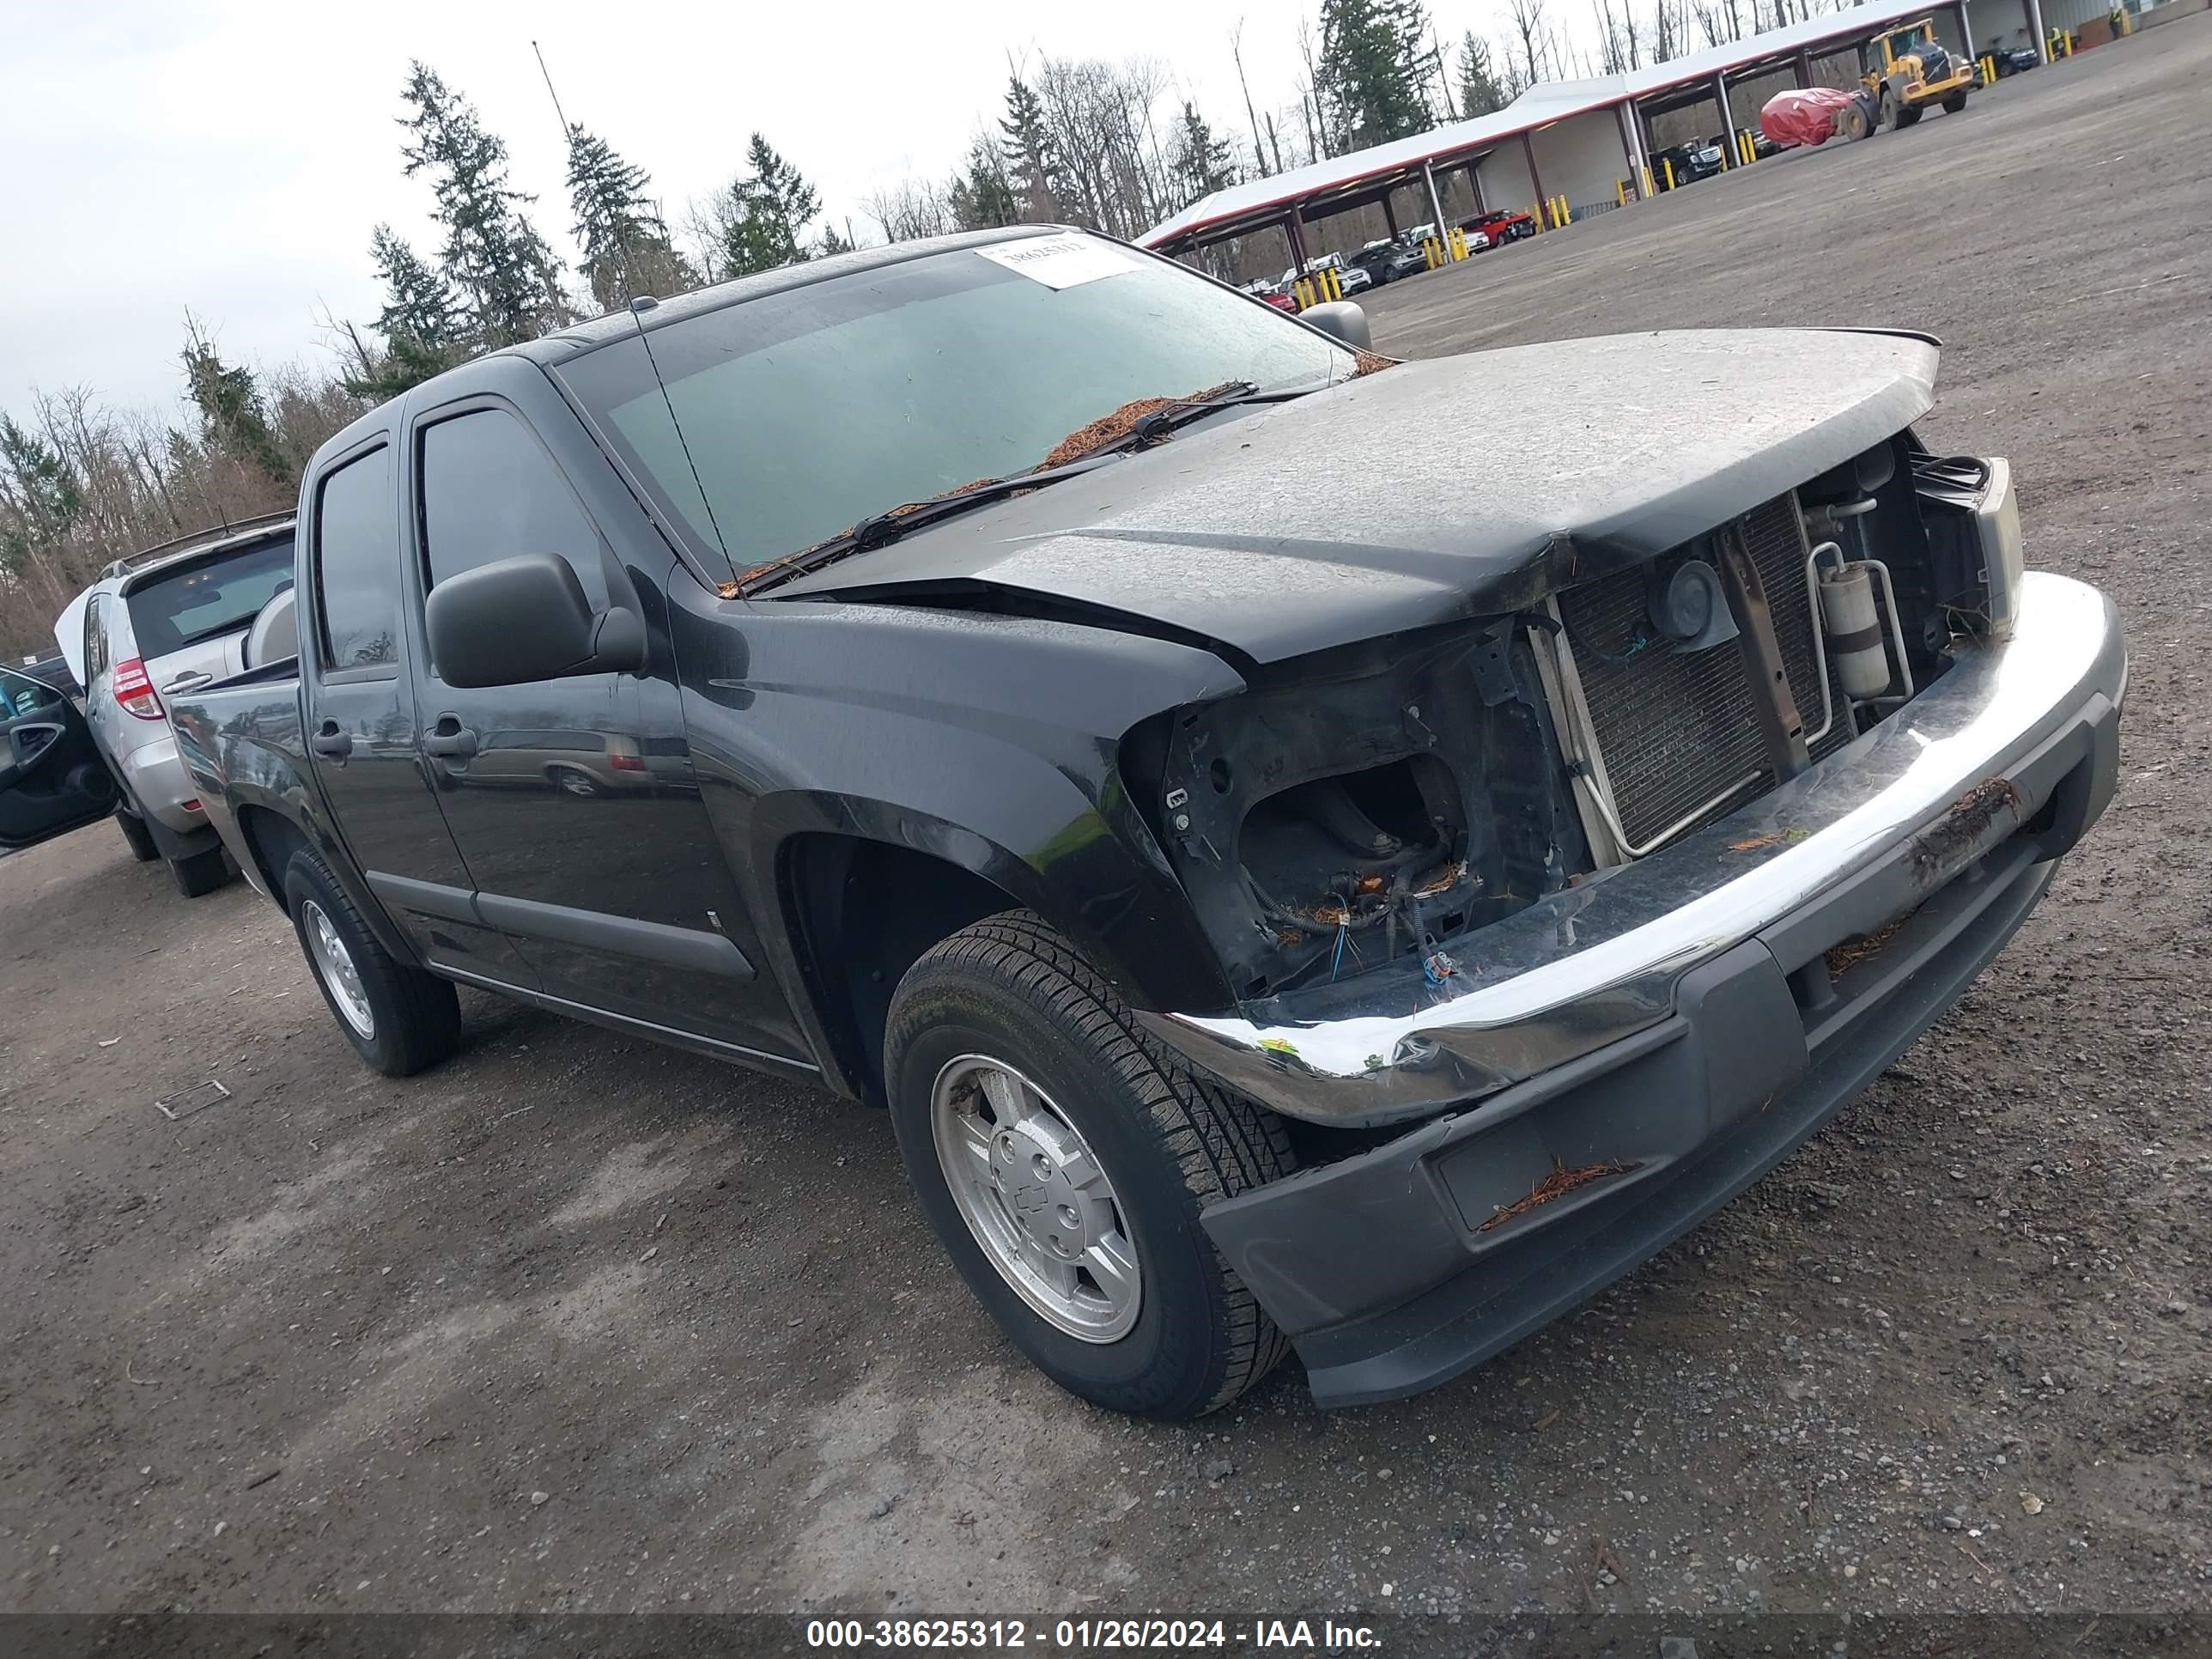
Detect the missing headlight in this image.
<box><xmin>1127</xmin><ymin>622</ymin><xmax>1590</xmax><ymax>1000</ymax></box>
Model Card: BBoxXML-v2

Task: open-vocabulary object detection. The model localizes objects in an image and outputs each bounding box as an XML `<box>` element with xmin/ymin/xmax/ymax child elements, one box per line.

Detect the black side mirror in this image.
<box><xmin>1303</xmin><ymin>301</ymin><xmax>1372</xmax><ymax>353</ymax></box>
<box><xmin>426</xmin><ymin>554</ymin><xmax>647</xmax><ymax>689</ymax></box>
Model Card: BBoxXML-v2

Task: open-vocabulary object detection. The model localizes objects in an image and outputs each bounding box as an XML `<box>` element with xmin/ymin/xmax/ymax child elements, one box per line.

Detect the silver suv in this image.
<box><xmin>58</xmin><ymin>514</ymin><xmax>298</xmax><ymax>896</ymax></box>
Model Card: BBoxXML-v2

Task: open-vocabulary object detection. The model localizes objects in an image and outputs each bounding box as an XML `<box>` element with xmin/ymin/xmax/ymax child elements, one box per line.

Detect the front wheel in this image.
<box><xmin>283</xmin><ymin>847</ymin><xmax>461</xmax><ymax>1076</ymax></box>
<box><xmin>1942</xmin><ymin>91</ymin><xmax>1969</xmax><ymax>112</ymax></box>
<box><xmin>884</xmin><ymin>912</ymin><xmax>1294</xmax><ymax>1419</ymax></box>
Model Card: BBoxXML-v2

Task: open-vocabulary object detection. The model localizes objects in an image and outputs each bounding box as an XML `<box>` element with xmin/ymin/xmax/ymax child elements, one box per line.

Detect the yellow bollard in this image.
<box><xmin>1641</xmin><ymin>164</ymin><xmax>1655</xmax><ymax>198</ymax></box>
<box><xmin>1423</xmin><ymin>235</ymin><xmax>1442</xmax><ymax>270</ymax></box>
<box><xmin>1327</xmin><ymin>267</ymin><xmax>1342</xmax><ymax>301</ymax></box>
<box><xmin>1663</xmin><ymin>157</ymin><xmax>1676</xmax><ymax>191</ymax></box>
<box><xmin>1449</xmin><ymin>227</ymin><xmax>1467</xmax><ymax>260</ymax></box>
<box><xmin>1615</xmin><ymin>179</ymin><xmax>1626</xmax><ymax>208</ymax></box>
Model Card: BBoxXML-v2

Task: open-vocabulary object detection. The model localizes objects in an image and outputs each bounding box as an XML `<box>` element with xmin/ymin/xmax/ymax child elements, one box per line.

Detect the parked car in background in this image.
<box><xmin>9</xmin><ymin>653</ymin><xmax>82</xmax><ymax>703</ymax></box>
<box><xmin>1654</xmin><ymin>139</ymin><xmax>1726</xmax><ymax>184</ymax></box>
<box><xmin>1349</xmin><ymin>237</ymin><xmax>1429</xmax><ymax>286</ymax></box>
<box><xmin>1984</xmin><ymin>41</ymin><xmax>2039</xmax><ymax>76</ymax></box>
<box><xmin>1460</xmin><ymin>209</ymin><xmax>1537</xmax><ymax>248</ymax></box>
<box><xmin>1279</xmin><ymin>252</ymin><xmax>1370</xmax><ymax>296</ymax></box>
<box><xmin>167</xmin><ymin>228</ymin><xmax>2118</xmax><ymax>1423</ymax></box>
<box><xmin>62</xmin><ymin>514</ymin><xmax>297</xmax><ymax>895</ymax></box>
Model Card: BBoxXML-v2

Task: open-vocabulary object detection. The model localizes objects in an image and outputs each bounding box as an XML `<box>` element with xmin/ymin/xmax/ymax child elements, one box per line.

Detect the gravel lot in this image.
<box><xmin>3</xmin><ymin>22</ymin><xmax>2206</xmax><ymax>1637</ymax></box>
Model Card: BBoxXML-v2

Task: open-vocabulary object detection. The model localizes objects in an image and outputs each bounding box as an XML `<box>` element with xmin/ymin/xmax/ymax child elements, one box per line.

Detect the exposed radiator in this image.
<box><xmin>1553</xmin><ymin>495</ymin><xmax>1847</xmax><ymax>853</ymax></box>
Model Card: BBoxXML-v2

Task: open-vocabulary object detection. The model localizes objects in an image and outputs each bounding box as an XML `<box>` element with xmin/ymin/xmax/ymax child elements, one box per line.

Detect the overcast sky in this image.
<box><xmin>3</xmin><ymin>0</ymin><xmax>1548</xmax><ymax>420</ymax></box>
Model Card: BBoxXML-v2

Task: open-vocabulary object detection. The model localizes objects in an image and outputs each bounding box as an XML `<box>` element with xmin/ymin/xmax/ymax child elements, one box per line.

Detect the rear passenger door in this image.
<box><xmin>299</xmin><ymin>435</ymin><xmax>536</xmax><ymax>985</ymax></box>
<box><xmin>401</xmin><ymin>380</ymin><xmax>791</xmax><ymax>1056</ymax></box>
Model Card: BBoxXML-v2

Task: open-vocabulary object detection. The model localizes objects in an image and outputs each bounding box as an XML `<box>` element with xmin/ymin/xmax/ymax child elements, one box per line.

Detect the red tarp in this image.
<box><xmin>1760</xmin><ymin>86</ymin><xmax>1858</xmax><ymax>148</ymax></box>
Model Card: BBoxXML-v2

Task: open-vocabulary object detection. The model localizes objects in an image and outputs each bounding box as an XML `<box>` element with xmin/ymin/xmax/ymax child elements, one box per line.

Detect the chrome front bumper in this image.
<box><xmin>1139</xmin><ymin>572</ymin><xmax>2125</xmax><ymax>1126</ymax></box>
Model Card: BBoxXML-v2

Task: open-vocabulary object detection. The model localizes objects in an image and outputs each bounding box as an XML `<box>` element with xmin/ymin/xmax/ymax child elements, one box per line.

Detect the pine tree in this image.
<box><xmin>564</xmin><ymin>125</ymin><xmax>693</xmax><ymax>310</ymax></box>
<box><xmin>398</xmin><ymin>61</ymin><xmax>569</xmax><ymax>346</ymax></box>
<box><xmin>0</xmin><ymin>416</ymin><xmax>83</xmax><ymax>574</ymax></box>
<box><xmin>1455</xmin><ymin>31</ymin><xmax>1510</xmax><ymax>117</ymax></box>
<box><xmin>1316</xmin><ymin>0</ymin><xmax>1435</xmax><ymax>151</ymax></box>
<box><xmin>1170</xmin><ymin>103</ymin><xmax>1238</xmax><ymax>210</ymax></box>
<box><xmin>816</xmin><ymin>222</ymin><xmax>856</xmax><ymax>258</ymax></box>
<box><xmin>179</xmin><ymin>318</ymin><xmax>290</xmax><ymax>486</ymax></box>
<box><xmin>947</xmin><ymin>136</ymin><xmax>1020</xmax><ymax>231</ymax></box>
<box><xmin>999</xmin><ymin>76</ymin><xmax>1062</xmax><ymax>222</ymax></box>
<box><xmin>720</xmin><ymin>133</ymin><xmax>822</xmax><ymax>276</ymax></box>
<box><xmin>342</xmin><ymin>227</ymin><xmax>465</xmax><ymax>400</ymax></box>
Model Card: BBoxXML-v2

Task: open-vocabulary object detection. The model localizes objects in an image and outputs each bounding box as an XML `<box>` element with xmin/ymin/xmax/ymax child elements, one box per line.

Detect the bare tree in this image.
<box><xmin>863</xmin><ymin>179</ymin><xmax>953</xmax><ymax>244</ymax></box>
<box><xmin>1507</xmin><ymin>0</ymin><xmax>1552</xmax><ymax>88</ymax></box>
<box><xmin>1230</xmin><ymin>21</ymin><xmax>1271</xmax><ymax>176</ymax></box>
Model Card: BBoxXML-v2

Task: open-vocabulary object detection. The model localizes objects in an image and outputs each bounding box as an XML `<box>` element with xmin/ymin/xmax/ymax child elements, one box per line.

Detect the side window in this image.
<box><xmin>314</xmin><ymin>447</ymin><xmax>400</xmax><ymax>672</ymax></box>
<box><xmin>83</xmin><ymin>596</ymin><xmax>108</xmax><ymax>682</ymax></box>
<box><xmin>417</xmin><ymin>409</ymin><xmax>610</xmax><ymax>617</ymax></box>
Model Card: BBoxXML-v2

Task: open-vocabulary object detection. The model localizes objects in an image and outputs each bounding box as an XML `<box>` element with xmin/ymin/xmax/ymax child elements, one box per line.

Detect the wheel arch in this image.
<box><xmin>777</xmin><ymin>830</ymin><xmax>1027</xmax><ymax>1105</ymax></box>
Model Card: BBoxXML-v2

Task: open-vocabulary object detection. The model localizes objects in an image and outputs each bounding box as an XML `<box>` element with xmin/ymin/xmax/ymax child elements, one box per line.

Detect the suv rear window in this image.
<box><xmin>125</xmin><ymin>534</ymin><xmax>295</xmax><ymax>659</ymax></box>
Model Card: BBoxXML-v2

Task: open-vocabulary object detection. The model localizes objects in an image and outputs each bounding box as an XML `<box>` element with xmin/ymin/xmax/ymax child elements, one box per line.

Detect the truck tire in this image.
<box><xmin>884</xmin><ymin>910</ymin><xmax>1294</xmax><ymax>1419</ymax></box>
<box><xmin>169</xmin><ymin>845</ymin><xmax>233</xmax><ymax>897</ymax></box>
<box><xmin>117</xmin><ymin>810</ymin><xmax>160</xmax><ymax>862</ymax></box>
<box><xmin>1881</xmin><ymin>88</ymin><xmax>1902</xmax><ymax>131</ymax></box>
<box><xmin>282</xmin><ymin>847</ymin><xmax>462</xmax><ymax>1076</ymax></box>
<box><xmin>1899</xmin><ymin>104</ymin><xmax>1924</xmax><ymax>126</ymax></box>
<box><xmin>1942</xmin><ymin>91</ymin><xmax>1968</xmax><ymax>113</ymax></box>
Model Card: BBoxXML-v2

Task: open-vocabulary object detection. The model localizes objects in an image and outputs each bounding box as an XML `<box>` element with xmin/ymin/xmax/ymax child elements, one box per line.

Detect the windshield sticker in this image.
<box><xmin>974</xmin><ymin>234</ymin><xmax>1136</xmax><ymax>290</ymax></box>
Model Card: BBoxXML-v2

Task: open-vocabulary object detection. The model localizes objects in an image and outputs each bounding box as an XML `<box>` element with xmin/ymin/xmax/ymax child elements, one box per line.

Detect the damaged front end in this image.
<box><xmin>1122</xmin><ymin>428</ymin><xmax>2111</xmax><ymax>1136</ymax></box>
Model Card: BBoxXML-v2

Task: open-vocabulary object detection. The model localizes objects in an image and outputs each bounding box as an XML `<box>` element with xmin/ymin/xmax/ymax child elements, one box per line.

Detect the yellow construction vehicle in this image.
<box><xmin>1838</xmin><ymin>19</ymin><xmax>1975</xmax><ymax>138</ymax></box>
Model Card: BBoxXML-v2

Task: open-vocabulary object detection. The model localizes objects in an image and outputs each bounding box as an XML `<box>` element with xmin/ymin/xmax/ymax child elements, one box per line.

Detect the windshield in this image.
<box><xmin>1891</xmin><ymin>23</ymin><xmax>1932</xmax><ymax>46</ymax></box>
<box><xmin>125</xmin><ymin>534</ymin><xmax>295</xmax><ymax>658</ymax></box>
<box><xmin>558</xmin><ymin>233</ymin><xmax>1351</xmax><ymax>571</ymax></box>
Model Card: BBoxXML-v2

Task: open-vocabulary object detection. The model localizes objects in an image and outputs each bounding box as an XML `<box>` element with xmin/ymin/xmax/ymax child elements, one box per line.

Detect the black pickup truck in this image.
<box><xmin>167</xmin><ymin>226</ymin><xmax>2124</xmax><ymax>1418</ymax></box>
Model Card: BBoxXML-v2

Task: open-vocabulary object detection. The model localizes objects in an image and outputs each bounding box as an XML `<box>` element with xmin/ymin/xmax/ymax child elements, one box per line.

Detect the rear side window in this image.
<box><xmin>83</xmin><ymin>595</ymin><xmax>110</xmax><ymax>681</ymax></box>
<box><xmin>417</xmin><ymin>409</ymin><xmax>608</xmax><ymax>614</ymax></box>
<box><xmin>124</xmin><ymin>534</ymin><xmax>295</xmax><ymax>659</ymax></box>
<box><xmin>314</xmin><ymin>448</ymin><xmax>400</xmax><ymax>672</ymax></box>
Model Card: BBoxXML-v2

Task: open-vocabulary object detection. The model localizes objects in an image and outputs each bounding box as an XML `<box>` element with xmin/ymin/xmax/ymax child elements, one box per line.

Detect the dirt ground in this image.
<box><xmin>3</xmin><ymin>22</ymin><xmax>2207</xmax><ymax>1636</ymax></box>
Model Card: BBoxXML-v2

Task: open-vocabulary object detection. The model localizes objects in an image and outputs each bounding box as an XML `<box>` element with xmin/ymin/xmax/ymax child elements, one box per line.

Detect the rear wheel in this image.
<box><xmin>884</xmin><ymin>911</ymin><xmax>1294</xmax><ymax>1419</ymax></box>
<box><xmin>168</xmin><ymin>845</ymin><xmax>231</xmax><ymax>897</ymax></box>
<box><xmin>549</xmin><ymin>766</ymin><xmax>600</xmax><ymax>798</ymax></box>
<box><xmin>116</xmin><ymin>810</ymin><xmax>160</xmax><ymax>862</ymax></box>
<box><xmin>283</xmin><ymin>847</ymin><xmax>461</xmax><ymax>1076</ymax></box>
<box><xmin>1881</xmin><ymin>88</ymin><xmax>1902</xmax><ymax>130</ymax></box>
<box><xmin>1841</xmin><ymin>99</ymin><xmax>1875</xmax><ymax>142</ymax></box>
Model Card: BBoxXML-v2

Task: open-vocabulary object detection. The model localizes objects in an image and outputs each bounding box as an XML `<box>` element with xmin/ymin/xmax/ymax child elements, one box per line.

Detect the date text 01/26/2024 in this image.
<box><xmin>805</xmin><ymin>1619</ymin><xmax>1383</xmax><ymax>1650</ymax></box>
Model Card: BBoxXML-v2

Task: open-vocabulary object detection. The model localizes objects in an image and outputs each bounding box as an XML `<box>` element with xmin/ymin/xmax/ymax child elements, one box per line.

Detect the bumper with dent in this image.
<box><xmin>116</xmin><ymin>730</ymin><xmax>211</xmax><ymax>836</ymax></box>
<box><xmin>1138</xmin><ymin>571</ymin><xmax>2123</xmax><ymax>1407</ymax></box>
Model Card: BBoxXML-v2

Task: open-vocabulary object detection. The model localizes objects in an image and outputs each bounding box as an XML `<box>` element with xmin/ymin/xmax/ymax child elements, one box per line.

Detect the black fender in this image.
<box><xmin>665</xmin><ymin>575</ymin><xmax>1252</xmax><ymax>1034</ymax></box>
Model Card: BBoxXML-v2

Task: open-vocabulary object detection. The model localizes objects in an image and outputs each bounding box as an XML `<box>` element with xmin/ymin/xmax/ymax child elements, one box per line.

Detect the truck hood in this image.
<box><xmin>775</xmin><ymin>328</ymin><xmax>1939</xmax><ymax>665</ymax></box>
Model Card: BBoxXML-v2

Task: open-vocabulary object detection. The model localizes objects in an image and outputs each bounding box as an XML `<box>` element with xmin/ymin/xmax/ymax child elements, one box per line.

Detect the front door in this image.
<box><xmin>399</xmin><ymin>386</ymin><xmax>794</xmax><ymax>1059</ymax></box>
<box><xmin>300</xmin><ymin>436</ymin><xmax>534</xmax><ymax>984</ymax></box>
<box><xmin>0</xmin><ymin>665</ymin><xmax>115</xmax><ymax>851</ymax></box>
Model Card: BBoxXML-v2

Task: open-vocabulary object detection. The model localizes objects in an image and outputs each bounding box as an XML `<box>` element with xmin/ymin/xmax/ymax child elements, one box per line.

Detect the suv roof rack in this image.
<box><xmin>100</xmin><ymin>509</ymin><xmax>295</xmax><ymax>581</ymax></box>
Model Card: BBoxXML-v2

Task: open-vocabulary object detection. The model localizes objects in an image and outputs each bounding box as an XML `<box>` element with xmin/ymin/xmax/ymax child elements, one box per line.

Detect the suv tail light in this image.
<box><xmin>113</xmin><ymin>658</ymin><xmax>164</xmax><ymax>720</ymax></box>
<box><xmin>608</xmin><ymin>753</ymin><xmax>647</xmax><ymax>772</ymax></box>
